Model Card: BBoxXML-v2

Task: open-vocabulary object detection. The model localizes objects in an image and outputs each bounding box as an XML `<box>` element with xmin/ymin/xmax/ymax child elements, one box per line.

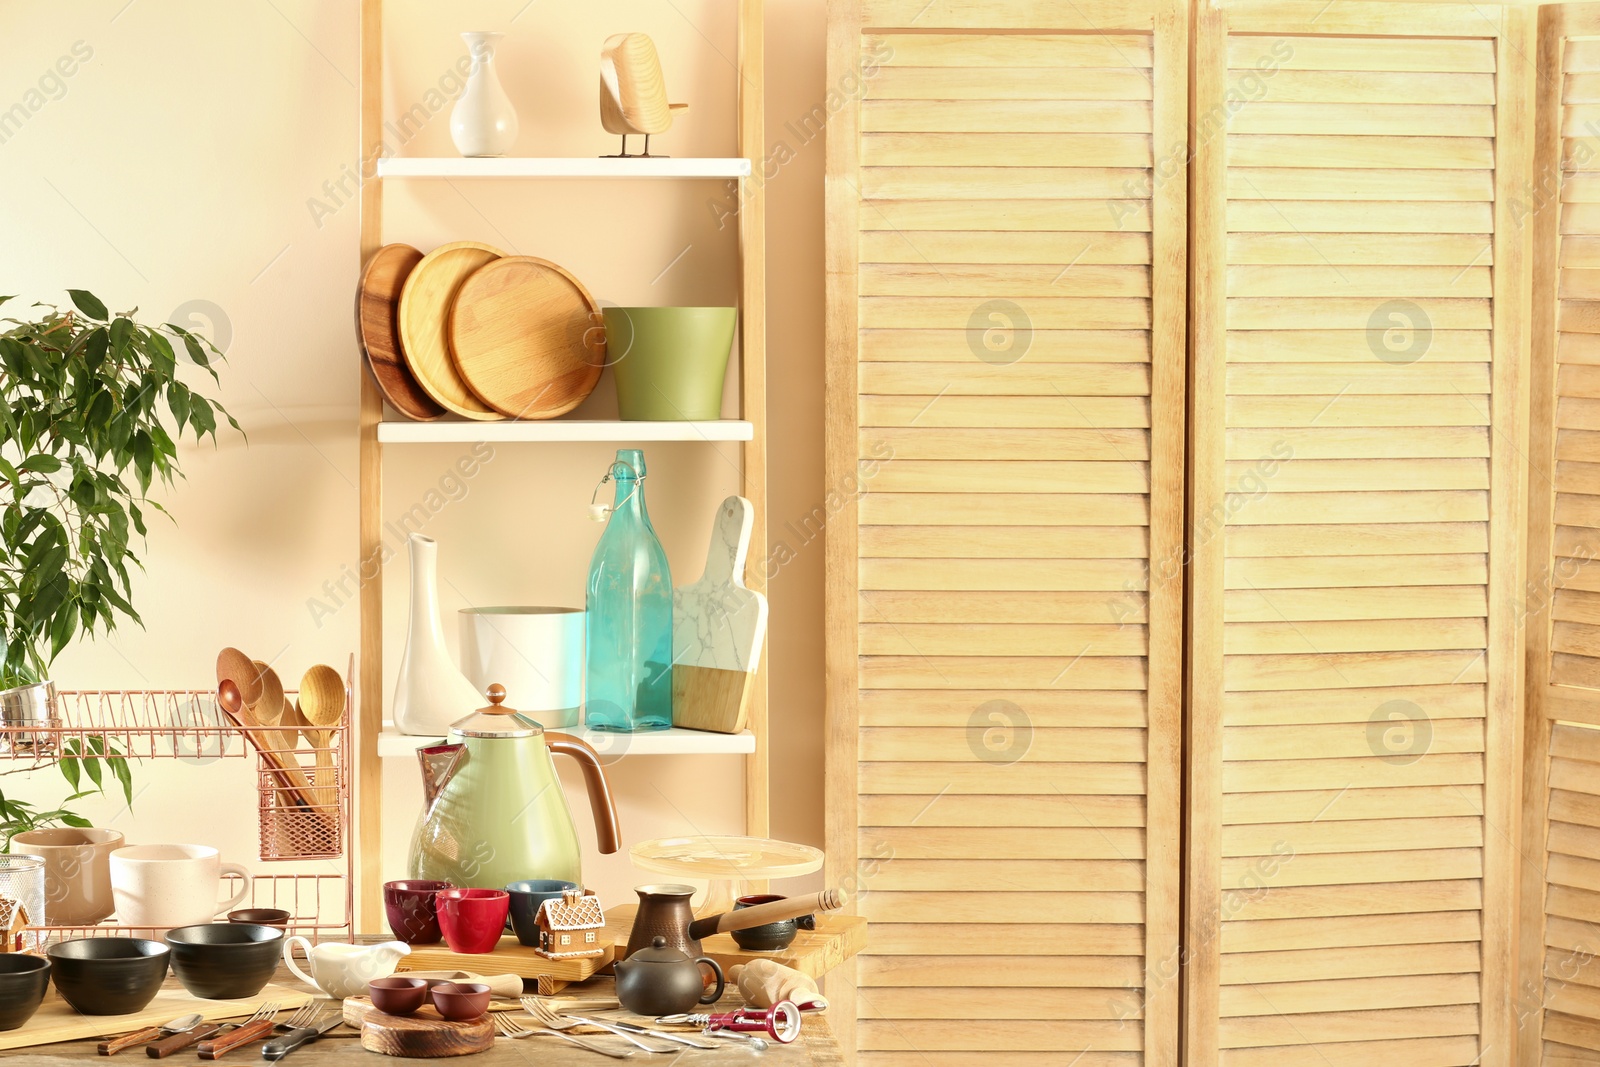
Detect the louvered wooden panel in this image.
<box><xmin>827</xmin><ymin>0</ymin><xmax>1184</xmax><ymax>1063</ymax></box>
<box><xmin>1189</xmin><ymin>5</ymin><xmax>1531</xmax><ymax>1067</ymax></box>
<box><xmin>1522</xmin><ymin>7</ymin><xmax>1600</xmax><ymax>1066</ymax></box>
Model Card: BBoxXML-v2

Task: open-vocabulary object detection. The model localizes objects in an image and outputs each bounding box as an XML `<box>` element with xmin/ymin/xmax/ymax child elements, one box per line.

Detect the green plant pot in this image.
<box><xmin>603</xmin><ymin>307</ymin><xmax>737</xmax><ymax>421</ymax></box>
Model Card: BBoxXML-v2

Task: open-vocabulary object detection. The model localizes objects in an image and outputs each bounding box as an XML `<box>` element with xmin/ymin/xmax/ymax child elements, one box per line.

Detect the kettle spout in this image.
<box><xmin>418</xmin><ymin>743</ymin><xmax>465</xmax><ymax>806</ymax></box>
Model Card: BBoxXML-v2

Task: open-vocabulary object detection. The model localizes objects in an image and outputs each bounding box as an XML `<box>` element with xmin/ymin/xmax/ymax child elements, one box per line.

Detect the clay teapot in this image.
<box><xmin>614</xmin><ymin>936</ymin><xmax>725</xmax><ymax>1016</ymax></box>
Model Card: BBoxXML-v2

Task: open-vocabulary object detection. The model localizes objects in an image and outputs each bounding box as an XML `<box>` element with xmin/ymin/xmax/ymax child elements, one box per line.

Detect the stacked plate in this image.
<box><xmin>356</xmin><ymin>242</ymin><xmax>607</xmax><ymax>421</ymax></box>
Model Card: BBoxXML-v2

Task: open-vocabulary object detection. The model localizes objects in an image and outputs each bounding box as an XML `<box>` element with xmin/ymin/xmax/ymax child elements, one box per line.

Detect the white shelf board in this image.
<box><xmin>377</xmin><ymin>723</ymin><xmax>755</xmax><ymax>758</ymax></box>
<box><xmin>378</xmin><ymin>420</ymin><xmax>753</xmax><ymax>444</ymax></box>
<box><xmin>376</xmin><ymin>157</ymin><xmax>752</xmax><ymax>179</ymax></box>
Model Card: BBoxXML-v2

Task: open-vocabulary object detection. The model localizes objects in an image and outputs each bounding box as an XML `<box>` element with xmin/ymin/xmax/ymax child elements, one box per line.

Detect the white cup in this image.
<box><xmin>109</xmin><ymin>844</ymin><xmax>251</xmax><ymax>931</ymax></box>
<box><xmin>459</xmin><ymin>606</ymin><xmax>584</xmax><ymax>728</ymax></box>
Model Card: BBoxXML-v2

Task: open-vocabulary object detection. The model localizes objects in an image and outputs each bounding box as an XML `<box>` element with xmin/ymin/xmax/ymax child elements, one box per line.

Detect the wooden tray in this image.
<box><xmin>397</xmin><ymin>241</ymin><xmax>506</xmax><ymax>421</ymax></box>
<box><xmin>358</xmin><ymin>243</ymin><xmax>444</xmax><ymax>421</ymax></box>
<box><xmin>447</xmin><ymin>255</ymin><xmax>605</xmax><ymax>419</ymax></box>
<box><xmin>603</xmin><ymin>906</ymin><xmax>867</xmax><ymax>979</ymax></box>
<box><xmin>0</xmin><ymin>979</ymin><xmax>313</xmax><ymax>1051</ymax></box>
<box><xmin>345</xmin><ymin>998</ymin><xmax>493</xmax><ymax>1058</ymax></box>
<box><xmin>398</xmin><ymin>936</ymin><xmax>613</xmax><ymax>990</ymax></box>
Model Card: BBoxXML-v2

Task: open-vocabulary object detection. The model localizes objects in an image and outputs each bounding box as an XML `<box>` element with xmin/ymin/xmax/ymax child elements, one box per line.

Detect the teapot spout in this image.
<box><xmin>418</xmin><ymin>743</ymin><xmax>465</xmax><ymax>806</ymax></box>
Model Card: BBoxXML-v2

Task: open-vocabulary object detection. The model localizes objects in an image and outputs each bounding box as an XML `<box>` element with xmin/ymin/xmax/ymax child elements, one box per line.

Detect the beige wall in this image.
<box><xmin>0</xmin><ymin>0</ymin><xmax>825</xmax><ymax>925</ymax></box>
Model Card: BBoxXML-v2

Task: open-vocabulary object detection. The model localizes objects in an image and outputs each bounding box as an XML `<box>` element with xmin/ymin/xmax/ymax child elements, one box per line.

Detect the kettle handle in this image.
<box><xmin>546</xmin><ymin>733</ymin><xmax>622</xmax><ymax>854</ymax></box>
<box><xmin>696</xmin><ymin>958</ymin><xmax>726</xmax><ymax>1005</ymax></box>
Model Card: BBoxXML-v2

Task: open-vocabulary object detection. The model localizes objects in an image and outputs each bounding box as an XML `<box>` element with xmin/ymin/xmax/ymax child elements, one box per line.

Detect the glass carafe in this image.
<box><xmin>585</xmin><ymin>449</ymin><xmax>672</xmax><ymax>731</ymax></box>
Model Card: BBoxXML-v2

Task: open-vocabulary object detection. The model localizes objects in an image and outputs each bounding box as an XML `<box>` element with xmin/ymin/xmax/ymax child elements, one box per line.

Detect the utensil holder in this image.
<box><xmin>258</xmin><ymin>755</ymin><xmax>345</xmax><ymax>861</ymax></box>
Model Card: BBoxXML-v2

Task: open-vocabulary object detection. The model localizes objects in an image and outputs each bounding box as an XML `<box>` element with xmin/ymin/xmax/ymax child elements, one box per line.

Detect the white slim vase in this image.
<box><xmin>451</xmin><ymin>31</ymin><xmax>519</xmax><ymax>157</ymax></box>
<box><xmin>393</xmin><ymin>534</ymin><xmax>485</xmax><ymax>736</ymax></box>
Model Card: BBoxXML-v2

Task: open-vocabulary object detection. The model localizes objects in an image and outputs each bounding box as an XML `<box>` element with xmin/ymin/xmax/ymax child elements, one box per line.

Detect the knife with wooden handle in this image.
<box><xmin>97</xmin><ymin>1027</ymin><xmax>163</xmax><ymax>1055</ymax></box>
<box><xmin>146</xmin><ymin>1024</ymin><xmax>223</xmax><ymax>1059</ymax></box>
<box><xmin>197</xmin><ymin>1019</ymin><xmax>276</xmax><ymax>1060</ymax></box>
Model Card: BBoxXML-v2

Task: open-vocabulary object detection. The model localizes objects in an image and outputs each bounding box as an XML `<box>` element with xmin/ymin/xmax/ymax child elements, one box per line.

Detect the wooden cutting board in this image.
<box><xmin>672</xmin><ymin>496</ymin><xmax>768</xmax><ymax>733</ymax></box>
<box><xmin>399</xmin><ymin>936</ymin><xmax>613</xmax><ymax>985</ymax></box>
<box><xmin>447</xmin><ymin>256</ymin><xmax>605</xmax><ymax>419</ymax></box>
<box><xmin>398</xmin><ymin>241</ymin><xmax>507</xmax><ymax>421</ymax></box>
<box><xmin>345</xmin><ymin>999</ymin><xmax>493</xmax><ymax>1058</ymax></box>
<box><xmin>358</xmin><ymin>243</ymin><xmax>444</xmax><ymax>421</ymax></box>
<box><xmin>0</xmin><ymin>979</ymin><xmax>313</xmax><ymax>1051</ymax></box>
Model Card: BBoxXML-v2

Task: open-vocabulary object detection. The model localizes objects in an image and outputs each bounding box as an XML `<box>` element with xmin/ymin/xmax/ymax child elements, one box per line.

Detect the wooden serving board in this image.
<box><xmin>604</xmin><ymin>907</ymin><xmax>866</xmax><ymax>980</ymax></box>
<box><xmin>345</xmin><ymin>999</ymin><xmax>493</xmax><ymax>1058</ymax></box>
<box><xmin>0</xmin><ymin>979</ymin><xmax>313</xmax><ymax>1051</ymax></box>
<box><xmin>358</xmin><ymin>243</ymin><xmax>444</xmax><ymax>421</ymax></box>
<box><xmin>398</xmin><ymin>937</ymin><xmax>613</xmax><ymax>987</ymax></box>
<box><xmin>447</xmin><ymin>255</ymin><xmax>605</xmax><ymax>419</ymax></box>
<box><xmin>398</xmin><ymin>241</ymin><xmax>506</xmax><ymax>421</ymax></box>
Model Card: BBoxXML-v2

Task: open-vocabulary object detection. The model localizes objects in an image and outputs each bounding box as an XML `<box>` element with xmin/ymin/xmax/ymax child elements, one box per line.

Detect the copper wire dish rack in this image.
<box><xmin>0</xmin><ymin>656</ymin><xmax>355</xmax><ymax>946</ymax></box>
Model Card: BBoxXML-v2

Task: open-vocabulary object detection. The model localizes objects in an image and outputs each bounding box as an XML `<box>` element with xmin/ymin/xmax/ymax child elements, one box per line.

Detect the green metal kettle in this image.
<box><xmin>408</xmin><ymin>684</ymin><xmax>621</xmax><ymax>889</ymax></box>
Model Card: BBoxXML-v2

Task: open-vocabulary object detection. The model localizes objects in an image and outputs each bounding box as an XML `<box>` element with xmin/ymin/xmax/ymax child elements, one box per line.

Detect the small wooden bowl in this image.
<box><xmin>429</xmin><ymin>981</ymin><xmax>491</xmax><ymax>1022</ymax></box>
<box><xmin>368</xmin><ymin>976</ymin><xmax>430</xmax><ymax>1016</ymax></box>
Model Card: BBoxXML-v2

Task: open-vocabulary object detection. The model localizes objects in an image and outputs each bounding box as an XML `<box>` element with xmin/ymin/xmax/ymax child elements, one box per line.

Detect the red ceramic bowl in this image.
<box><xmin>369</xmin><ymin>976</ymin><xmax>430</xmax><ymax>1016</ymax></box>
<box><xmin>383</xmin><ymin>880</ymin><xmax>452</xmax><ymax>945</ymax></box>
<box><xmin>435</xmin><ymin>889</ymin><xmax>509</xmax><ymax>954</ymax></box>
<box><xmin>430</xmin><ymin>981</ymin><xmax>492</xmax><ymax>1022</ymax></box>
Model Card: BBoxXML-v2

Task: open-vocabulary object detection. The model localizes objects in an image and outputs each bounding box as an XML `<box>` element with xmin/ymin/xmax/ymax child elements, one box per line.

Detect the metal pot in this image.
<box><xmin>0</xmin><ymin>682</ymin><xmax>58</xmax><ymax>756</ymax></box>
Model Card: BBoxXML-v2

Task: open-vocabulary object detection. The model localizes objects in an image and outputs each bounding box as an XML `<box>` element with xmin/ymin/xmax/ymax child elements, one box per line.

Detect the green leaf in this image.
<box><xmin>58</xmin><ymin>753</ymin><xmax>80</xmax><ymax>792</ymax></box>
<box><xmin>18</xmin><ymin>455</ymin><xmax>61</xmax><ymax>474</ymax></box>
<box><xmin>110</xmin><ymin>755</ymin><xmax>133</xmax><ymax>806</ymax></box>
<box><xmin>66</xmin><ymin>290</ymin><xmax>108</xmax><ymax>321</ymax></box>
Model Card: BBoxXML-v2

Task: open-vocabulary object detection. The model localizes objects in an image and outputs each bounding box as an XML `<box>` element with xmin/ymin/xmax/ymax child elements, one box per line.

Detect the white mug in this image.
<box><xmin>109</xmin><ymin>844</ymin><xmax>251</xmax><ymax>930</ymax></box>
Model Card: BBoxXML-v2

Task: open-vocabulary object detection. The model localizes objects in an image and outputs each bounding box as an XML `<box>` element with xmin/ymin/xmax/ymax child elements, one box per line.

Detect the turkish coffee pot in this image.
<box><xmin>409</xmin><ymin>685</ymin><xmax>621</xmax><ymax>889</ymax></box>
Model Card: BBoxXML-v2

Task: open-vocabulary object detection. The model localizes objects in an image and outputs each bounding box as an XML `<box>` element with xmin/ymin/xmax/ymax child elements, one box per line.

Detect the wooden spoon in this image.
<box><xmin>251</xmin><ymin>661</ymin><xmax>296</xmax><ymax>754</ymax></box>
<box><xmin>298</xmin><ymin>665</ymin><xmax>346</xmax><ymax>811</ymax></box>
<box><xmin>215</xmin><ymin>648</ymin><xmax>262</xmax><ymax>706</ymax></box>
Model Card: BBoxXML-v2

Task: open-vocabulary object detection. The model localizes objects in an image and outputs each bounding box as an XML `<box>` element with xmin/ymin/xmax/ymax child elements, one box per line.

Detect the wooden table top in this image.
<box><xmin>7</xmin><ymin>965</ymin><xmax>845</xmax><ymax>1067</ymax></box>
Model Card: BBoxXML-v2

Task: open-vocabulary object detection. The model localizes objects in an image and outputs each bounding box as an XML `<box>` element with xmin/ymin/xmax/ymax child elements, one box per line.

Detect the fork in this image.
<box><xmin>522</xmin><ymin>998</ymin><xmax>676</xmax><ymax>1054</ymax></box>
<box><xmin>196</xmin><ymin>1002</ymin><xmax>284</xmax><ymax>1060</ymax></box>
<box><xmin>493</xmin><ymin>1012</ymin><xmax>634</xmax><ymax>1058</ymax></box>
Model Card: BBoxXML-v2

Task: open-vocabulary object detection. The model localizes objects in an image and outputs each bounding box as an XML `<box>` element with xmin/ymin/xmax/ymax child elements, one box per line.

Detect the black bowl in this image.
<box><xmin>48</xmin><ymin>937</ymin><xmax>169</xmax><ymax>1015</ymax></box>
<box><xmin>165</xmin><ymin>923</ymin><xmax>284</xmax><ymax>1000</ymax></box>
<box><xmin>729</xmin><ymin>894</ymin><xmax>800</xmax><ymax>952</ymax></box>
<box><xmin>0</xmin><ymin>954</ymin><xmax>50</xmax><ymax>1031</ymax></box>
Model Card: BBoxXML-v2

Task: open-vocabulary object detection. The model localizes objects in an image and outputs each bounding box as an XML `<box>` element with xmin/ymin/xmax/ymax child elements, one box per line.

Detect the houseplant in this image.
<box><xmin>0</xmin><ymin>290</ymin><xmax>236</xmax><ymax>847</ymax></box>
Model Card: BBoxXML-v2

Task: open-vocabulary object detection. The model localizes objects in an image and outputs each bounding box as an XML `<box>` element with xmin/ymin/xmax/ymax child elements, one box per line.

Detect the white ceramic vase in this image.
<box><xmin>393</xmin><ymin>534</ymin><xmax>484</xmax><ymax>736</ymax></box>
<box><xmin>451</xmin><ymin>31</ymin><xmax>519</xmax><ymax>157</ymax></box>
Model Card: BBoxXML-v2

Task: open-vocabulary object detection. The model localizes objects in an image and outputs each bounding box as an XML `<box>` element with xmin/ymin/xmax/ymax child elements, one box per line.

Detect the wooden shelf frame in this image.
<box><xmin>356</xmin><ymin>0</ymin><xmax>767</xmax><ymax>932</ymax></box>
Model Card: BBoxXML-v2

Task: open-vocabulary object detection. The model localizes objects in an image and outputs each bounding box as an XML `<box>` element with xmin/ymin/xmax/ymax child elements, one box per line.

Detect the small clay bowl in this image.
<box><xmin>228</xmin><ymin>908</ymin><xmax>291</xmax><ymax>930</ymax></box>
<box><xmin>369</xmin><ymin>976</ymin><xmax>430</xmax><ymax>1016</ymax></box>
<box><xmin>729</xmin><ymin>894</ymin><xmax>800</xmax><ymax>952</ymax></box>
<box><xmin>430</xmin><ymin>981</ymin><xmax>492</xmax><ymax>1022</ymax></box>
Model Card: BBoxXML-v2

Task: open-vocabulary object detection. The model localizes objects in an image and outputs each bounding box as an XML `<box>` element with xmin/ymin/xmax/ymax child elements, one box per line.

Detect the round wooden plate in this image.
<box><xmin>398</xmin><ymin>241</ymin><xmax>507</xmax><ymax>421</ymax></box>
<box><xmin>448</xmin><ymin>256</ymin><xmax>606</xmax><ymax>419</ymax></box>
<box><xmin>346</xmin><ymin>998</ymin><xmax>494</xmax><ymax>1059</ymax></box>
<box><xmin>357</xmin><ymin>244</ymin><xmax>443</xmax><ymax>421</ymax></box>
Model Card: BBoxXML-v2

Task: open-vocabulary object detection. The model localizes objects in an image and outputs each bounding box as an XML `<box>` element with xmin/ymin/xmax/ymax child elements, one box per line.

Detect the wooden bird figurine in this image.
<box><xmin>599</xmin><ymin>33</ymin><xmax>688</xmax><ymax>157</ymax></box>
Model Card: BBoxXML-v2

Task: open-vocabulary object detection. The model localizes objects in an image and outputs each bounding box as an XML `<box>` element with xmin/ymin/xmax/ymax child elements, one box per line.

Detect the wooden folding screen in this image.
<box><xmin>824</xmin><ymin>0</ymin><xmax>1187</xmax><ymax>1063</ymax></box>
<box><xmin>1187</xmin><ymin>4</ymin><xmax>1532</xmax><ymax>1066</ymax></box>
<box><xmin>1520</xmin><ymin>5</ymin><xmax>1600</xmax><ymax>1064</ymax></box>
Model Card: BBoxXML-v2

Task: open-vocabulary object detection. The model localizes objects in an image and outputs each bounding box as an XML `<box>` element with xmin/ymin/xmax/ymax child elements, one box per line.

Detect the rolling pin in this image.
<box><xmin>687</xmin><ymin>888</ymin><xmax>848</xmax><ymax>942</ymax></box>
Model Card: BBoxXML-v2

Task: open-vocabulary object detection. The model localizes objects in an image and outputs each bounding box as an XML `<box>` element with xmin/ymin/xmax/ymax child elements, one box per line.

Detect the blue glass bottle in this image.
<box><xmin>585</xmin><ymin>449</ymin><xmax>673</xmax><ymax>731</ymax></box>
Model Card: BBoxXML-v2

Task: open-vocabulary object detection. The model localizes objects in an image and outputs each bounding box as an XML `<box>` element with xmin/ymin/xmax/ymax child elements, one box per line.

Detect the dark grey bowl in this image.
<box><xmin>165</xmin><ymin>923</ymin><xmax>284</xmax><ymax>1000</ymax></box>
<box><xmin>48</xmin><ymin>937</ymin><xmax>169</xmax><ymax>1015</ymax></box>
<box><xmin>0</xmin><ymin>954</ymin><xmax>50</xmax><ymax>1031</ymax></box>
<box><xmin>729</xmin><ymin>894</ymin><xmax>800</xmax><ymax>952</ymax></box>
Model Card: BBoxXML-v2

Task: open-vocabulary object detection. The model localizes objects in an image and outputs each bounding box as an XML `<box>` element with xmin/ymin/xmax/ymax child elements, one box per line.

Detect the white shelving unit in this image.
<box><xmin>376</xmin><ymin>156</ymin><xmax>752</xmax><ymax>179</ymax></box>
<box><xmin>377</xmin><ymin>420</ymin><xmax>754</xmax><ymax>444</ymax></box>
<box><xmin>377</xmin><ymin>724</ymin><xmax>756</xmax><ymax>759</ymax></box>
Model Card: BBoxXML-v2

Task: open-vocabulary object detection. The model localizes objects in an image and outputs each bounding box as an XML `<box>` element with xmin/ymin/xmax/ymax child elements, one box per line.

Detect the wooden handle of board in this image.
<box><xmin>197</xmin><ymin>1020</ymin><xmax>276</xmax><ymax>1060</ymax></box>
<box><xmin>98</xmin><ymin>1026</ymin><xmax>162</xmax><ymax>1055</ymax></box>
<box><xmin>146</xmin><ymin>1025</ymin><xmax>223</xmax><ymax>1059</ymax></box>
<box><xmin>688</xmin><ymin>888</ymin><xmax>848</xmax><ymax>941</ymax></box>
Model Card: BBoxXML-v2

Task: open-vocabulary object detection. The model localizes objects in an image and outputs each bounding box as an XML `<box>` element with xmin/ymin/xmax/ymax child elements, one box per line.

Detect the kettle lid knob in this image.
<box><xmin>482</xmin><ymin>684</ymin><xmax>514</xmax><ymax>715</ymax></box>
<box><xmin>652</xmin><ymin>936</ymin><xmax>666</xmax><ymax>949</ymax></box>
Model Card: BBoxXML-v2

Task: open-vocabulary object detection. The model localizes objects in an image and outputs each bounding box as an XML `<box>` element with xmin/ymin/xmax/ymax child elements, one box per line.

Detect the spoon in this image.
<box><xmin>251</xmin><ymin>661</ymin><xmax>297</xmax><ymax>754</ymax></box>
<box><xmin>215</xmin><ymin>648</ymin><xmax>262</xmax><ymax>706</ymax></box>
<box><xmin>298</xmin><ymin>666</ymin><xmax>345</xmax><ymax>810</ymax></box>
